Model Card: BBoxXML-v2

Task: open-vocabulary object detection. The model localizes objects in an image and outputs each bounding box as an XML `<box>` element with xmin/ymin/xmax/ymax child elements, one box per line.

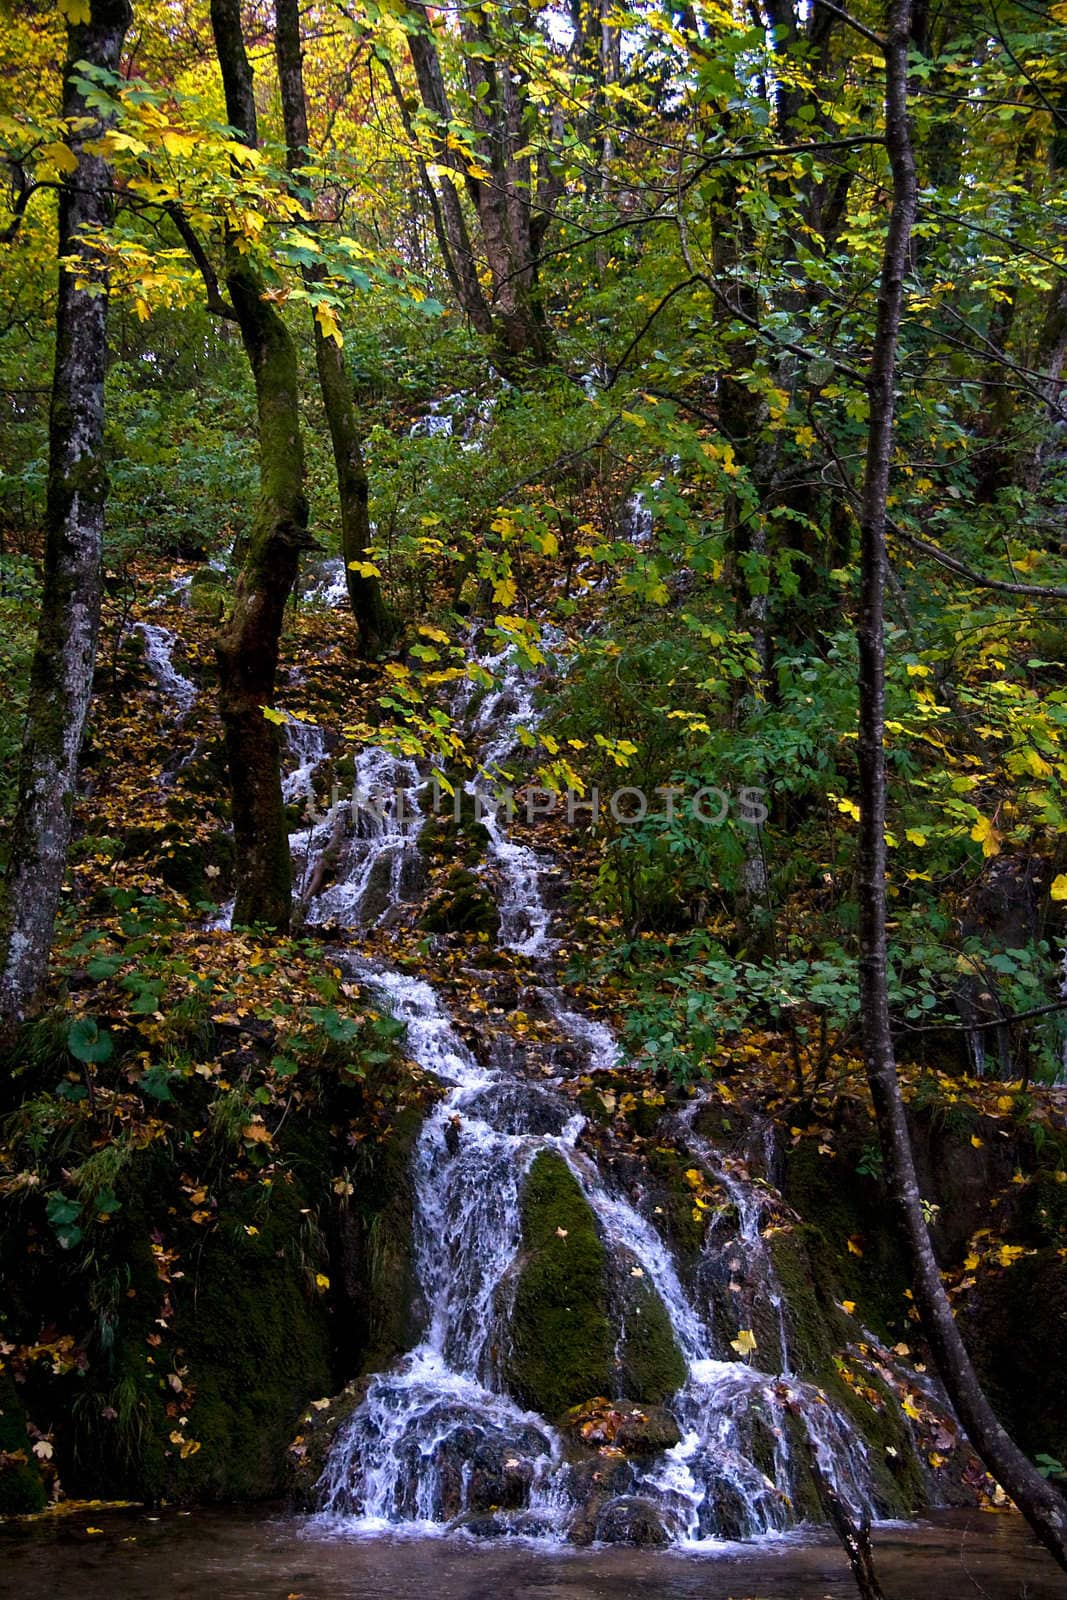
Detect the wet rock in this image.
<box><xmin>286</xmin><ymin>1378</ymin><xmax>371</xmax><ymax>1509</ymax></box>
<box><xmin>458</xmin><ymin>1509</ymin><xmax>558</xmax><ymax>1539</ymax></box>
<box><xmin>467</xmin><ymin>1432</ymin><xmax>539</xmax><ymax>1511</ymax></box>
<box><xmin>560</xmin><ymin>1398</ymin><xmax>681</xmax><ymax>1456</ymax></box>
<box><xmin>593</xmin><ymin>1494</ymin><xmax>671</xmax><ymax>1546</ymax></box>
<box><xmin>359</xmin><ymin>851</ymin><xmax>399</xmax><ymax>925</ymax></box>
<box><xmin>419</xmin><ymin>868</ymin><xmax>500</xmax><ymax>937</ymax></box>
<box><xmin>563</xmin><ymin>1453</ymin><xmax>635</xmax><ymax>1544</ymax></box>
<box><xmin>462</xmin><ymin>1081</ymin><xmax>572</xmax><ymax>1137</ymax></box>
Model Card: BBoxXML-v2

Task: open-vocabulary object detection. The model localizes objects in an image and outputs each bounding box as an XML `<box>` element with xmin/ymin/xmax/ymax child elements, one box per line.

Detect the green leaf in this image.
<box><xmin>67</xmin><ymin>1017</ymin><xmax>113</xmax><ymax>1065</ymax></box>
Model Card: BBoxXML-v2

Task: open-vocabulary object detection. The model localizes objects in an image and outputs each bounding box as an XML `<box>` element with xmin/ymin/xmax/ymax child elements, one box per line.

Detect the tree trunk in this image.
<box><xmin>274</xmin><ymin>0</ymin><xmax>393</xmax><ymax>657</ymax></box>
<box><xmin>401</xmin><ymin>0</ymin><xmax>553</xmax><ymax>372</ymax></box>
<box><xmin>0</xmin><ymin>0</ymin><xmax>131</xmax><ymax>1027</ymax></box>
<box><xmin>210</xmin><ymin>0</ymin><xmax>310</xmax><ymax>929</ymax></box>
<box><xmin>856</xmin><ymin>0</ymin><xmax>1067</xmax><ymax>1571</ymax></box>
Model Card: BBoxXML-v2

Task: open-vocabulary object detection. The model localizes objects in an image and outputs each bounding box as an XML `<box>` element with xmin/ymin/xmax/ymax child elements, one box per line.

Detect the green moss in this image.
<box><xmin>0</xmin><ymin>1371</ymin><xmax>46</xmax><ymax>1514</ymax></box>
<box><xmin>504</xmin><ymin>1152</ymin><xmax>684</xmax><ymax>1417</ymax></box>
<box><xmin>169</xmin><ymin>1181</ymin><xmax>332</xmax><ymax>1502</ymax></box>
<box><xmin>505</xmin><ymin>1152</ymin><xmax>615</xmax><ymax>1418</ymax></box>
<box><xmin>189</xmin><ymin>568</ymin><xmax>228</xmax><ymax>619</ymax></box>
<box><xmin>769</xmin><ymin>1225</ymin><xmax>925</xmax><ymax>1517</ymax></box>
<box><xmin>419</xmin><ymin>868</ymin><xmax>500</xmax><ymax>937</ymax></box>
<box><xmin>781</xmin><ymin>1139</ymin><xmax>908</xmax><ymax>1340</ymax></box>
<box><xmin>615</xmin><ymin>1276</ymin><xmax>687</xmax><ymax>1404</ymax></box>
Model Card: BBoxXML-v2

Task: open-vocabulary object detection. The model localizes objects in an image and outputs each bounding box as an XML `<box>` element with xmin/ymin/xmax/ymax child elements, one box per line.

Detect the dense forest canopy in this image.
<box><xmin>2</xmin><ymin>0</ymin><xmax>1067</xmax><ymax>1584</ymax></box>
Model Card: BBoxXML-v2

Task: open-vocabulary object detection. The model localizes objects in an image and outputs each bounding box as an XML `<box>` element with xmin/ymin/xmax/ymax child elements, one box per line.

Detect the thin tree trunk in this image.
<box><xmin>0</xmin><ymin>0</ymin><xmax>131</xmax><ymax>1027</ymax></box>
<box><xmin>210</xmin><ymin>0</ymin><xmax>310</xmax><ymax>929</ymax></box>
<box><xmin>856</xmin><ymin>0</ymin><xmax>1067</xmax><ymax>1570</ymax></box>
<box><xmin>274</xmin><ymin>0</ymin><xmax>393</xmax><ymax>657</ymax></box>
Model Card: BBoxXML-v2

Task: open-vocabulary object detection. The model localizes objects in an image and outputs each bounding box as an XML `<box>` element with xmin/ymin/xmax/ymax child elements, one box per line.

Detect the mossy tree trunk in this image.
<box><xmin>0</xmin><ymin>0</ymin><xmax>131</xmax><ymax>1027</ymax></box>
<box><xmin>856</xmin><ymin>0</ymin><xmax>1067</xmax><ymax>1570</ymax></box>
<box><xmin>210</xmin><ymin>0</ymin><xmax>310</xmax><ymax>929</ymax></box>
<box><xmin>274</xmin><ymin>0</ymin><xmax>393</xmax><ymax>658</ymax></box>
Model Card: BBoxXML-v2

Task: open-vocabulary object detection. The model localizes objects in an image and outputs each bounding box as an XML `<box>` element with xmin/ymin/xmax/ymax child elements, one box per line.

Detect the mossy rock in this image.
<box><xmin>338</xmin><ymin>1101</ymin><xmax>425</xmax><ymax>1368</ymax></box>
<box><xmin>167</xmin><ymin>1182</ymin><xmax>333</xmax><ymax>1502</ymax></box>
<box><xmin>769</xmin><ymin>1224</ymin><xmax>926</xmax><ymax>1517</ymax></box>
<box><xmin>0</xmin><ymin>1370</ymin><xmax>46</xmax><ymax>1514</ymax></box>
<box><xmin>287</xmin><ymin>1376</ymin><xmax>370</xmax><ymax>1508</ymax></box>
<box><xmin>781</xmin><ymin>1138</ymin><xmax>909</xmax><ymax>1340</ymax></box>
<box><xmin>961</xmin><ymin>1248</ymin><xmax>1067</xmax><ymax>1467</ymax></box>
<box><xmin>189</xmin><ymin>568</ymin><xmax>228</xmax><ymax>619</ymax></box>
<box><xmin>504</xmin><ymin>1152</ymin><xmax>616</xmax><ymax>1417</ymax></box>
<box><xmin>419</xmin><ymin>868</ymin><xmax>500</xmax><ymax>937</ymax></box>
<box><xmin>613</xmin><ymin>1269</ymin><xmax>687</xmax><ymax>1404</ymax></box>
<box><xmin>503</xmin><ymin>1152</ymin><xmax>684</xmax><ymax>1418</ymax></box>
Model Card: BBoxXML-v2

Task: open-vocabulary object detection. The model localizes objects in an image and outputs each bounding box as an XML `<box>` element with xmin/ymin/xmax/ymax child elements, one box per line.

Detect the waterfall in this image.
<box><xmin>133</xmin><ymin>622</ymin><xmax>198</xmax><ymax>714</ymax></box>
<box><xmin>309</xmin><ymin>648</ymin><xmax>882</xmax><ymax>1545</ymax></box>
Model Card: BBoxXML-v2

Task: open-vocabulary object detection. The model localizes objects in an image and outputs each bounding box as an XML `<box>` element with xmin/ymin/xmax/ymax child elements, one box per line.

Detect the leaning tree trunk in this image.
<box><xmin>210</xmin><ymin>0</ymin><xmax>310</xmax><ymax>929</ymax></box>
<box><xmin>274</xmin><ymin>0</ymin><xmax>393</xmax><ymax>657</ymax></box>
<box><xmin>0</xmin><ymin>0</ymin><xmax>131</xmax><ymax>1027</ymax></box>
<box><xmin>856</xmin><ymin>0</ymin><xmax>1067</xmax><ymax>1570</ymax></box>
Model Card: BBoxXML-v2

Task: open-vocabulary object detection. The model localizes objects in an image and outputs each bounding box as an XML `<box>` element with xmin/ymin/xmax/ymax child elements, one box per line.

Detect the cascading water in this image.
<box><xmin>310</xmin><ymin>647</ymin><xmax>884</xmax><ymax>1546</ymax></box>
<box><xmin>134</xmin><ymin>575</ymin><xmax>897</xmax><ymax>1544</ymax></box>
<box><xmin>134</xmin><ymin>622</ymin><xmax>198</xmax><ymax>714</ymax></box>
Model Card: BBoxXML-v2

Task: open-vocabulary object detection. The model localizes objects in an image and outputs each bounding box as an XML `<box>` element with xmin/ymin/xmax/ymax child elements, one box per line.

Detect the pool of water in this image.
<box><xmin>1</xmin><ymin>1507</ymin><xmax>1066</xmax><ymax>1599</ymax></box>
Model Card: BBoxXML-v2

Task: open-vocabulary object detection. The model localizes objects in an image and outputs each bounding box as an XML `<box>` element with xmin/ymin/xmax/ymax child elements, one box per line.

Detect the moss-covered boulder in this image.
<box><xmin>189</xmin><ymin>567</ymin><xmax>228</xmax><ymax>619</ymax></box>
<box><xmin>419</xmin><ymin>868</ymin><xmax>500</xmax><ymax>937</ymax></box>
<box><xmin>503</xmin><ymin>1152</ymin><xmax>685</xmax><ymax>1418</ymax></box>
<box><xmin>504</xmin><ymin>1152</ymin><xmax>615</xmax><ymax>1417</ymax></box>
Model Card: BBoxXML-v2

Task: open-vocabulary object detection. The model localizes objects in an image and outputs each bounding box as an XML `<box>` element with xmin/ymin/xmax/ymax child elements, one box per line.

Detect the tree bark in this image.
<box><xmin>856</xmin><ymin>0</ymin><xmax>1067</xmax><ymax>1571</ymax></box>
<box><xmin>0</xmin><ymin>0</ymin><xmax>131</xmax><ymax>1026</ymax></box>
<box><xmin>211</xmin><ymin>0</ymin><xmax>310</xmax><ymax>929</ymax></box>
<box><xmin>274</xmin><ymin>0</ymin><xmax>393</xmax><ymax>657</ymax></box>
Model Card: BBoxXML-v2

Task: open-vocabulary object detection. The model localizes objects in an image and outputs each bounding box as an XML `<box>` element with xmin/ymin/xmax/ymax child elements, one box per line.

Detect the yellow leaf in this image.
<box><xmin>905</xmin><ymin>828</ymin><xmax>926</xmax><ymax>847</ymax></box>
<box><xmin>970</xmin><ymin>815</ymin><xmax>1001</xmax><ymax>858</ymax></box>
<box><xmin>493</xmin><ymin>574</ymin><xmax>517</xmax><ymax>608</ymax></box>
<box><xmin>314</xmin><ymin>300</ymin><xmax>343</xmax><ymax>347</ymax></box>
<box><xmin>57</xmin><ymin>0</ymin><xmax>91</xmax><ymax>23</ymax></box>
<box><xmin>348</xmin><ymin>560</ymin><xmax>381</xmax><ymax>578</ymax></box>
<box><xmin>1051</xmin><ymin>875</ymin><xmax>1067</xmax><ymax>902</ymax></box>
<box><xmin>841</xmin><ymin>1300</ymin><xmax>856</xmax><ymax>1315</ymax></box>
<box><xmin>730</xmin><ymin>1328</ymin><xmax>758</xmax><ymax>1358</ymax></box>
<box><xmin>40</xmin><ymin>140</ymin><xmax>78</xmax><ymax>175</ymax></box>
<box><xmin>261</xmin><ymin>705</ymin><xmax>288</xmax><ymax>725</ymax></box>
<box><xmin>847</xmin><ymin>1235</ymin><xmax>864</xmax><ymax>1257</ymax></box>
<box><xmin>970</xmin><ymin>1135</ymin><xmax>983</xmax><ymax>1149</ymax></box>
<box><xmin>314</xmin><ymin>1272</ymin><xmax>330</xmax><ymax>1291</ymax></box>
<box><xmin>836</xmin><ymin>797</ymin><xmax>861</xmax><ymax>822</ymax></box>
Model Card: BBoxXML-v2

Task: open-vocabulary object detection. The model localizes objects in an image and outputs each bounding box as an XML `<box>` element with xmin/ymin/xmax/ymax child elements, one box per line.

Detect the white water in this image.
<box><xmin>134</xmin><ymin>622</ymin><xmax>198</xmax><ymax>714</ymax></box>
